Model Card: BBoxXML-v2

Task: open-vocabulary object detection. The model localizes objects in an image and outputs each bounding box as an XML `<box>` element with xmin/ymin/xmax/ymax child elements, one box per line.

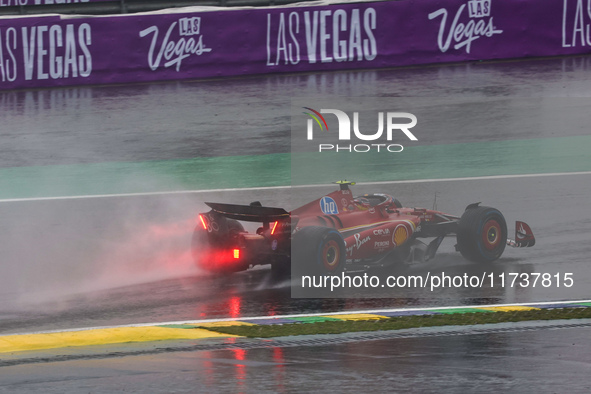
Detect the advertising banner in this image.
<box><xmin>1</xmin><ymin>0</ymin><xmax>590</xmax><ymax>90</ymax></box>
<box><xmin>0</xmin><ymin>0</ymin><xmax>113</xmax><ymax>6</ymax></box>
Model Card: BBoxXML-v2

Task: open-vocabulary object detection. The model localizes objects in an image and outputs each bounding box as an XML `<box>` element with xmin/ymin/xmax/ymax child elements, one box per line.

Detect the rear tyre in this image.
<box><xmin>192</xmin><ymin>219</ymin><xmax>247</xmax><ymax>275</ymax></box>
<box><xmin>456</xmin><ymin>206</ymin><xmax>507</xmax><ymax>263</ymax></box>
<box><xmin>292</xmin><ymin>226</ymin><xmax>346</xmax><ymax>275</ymax></box>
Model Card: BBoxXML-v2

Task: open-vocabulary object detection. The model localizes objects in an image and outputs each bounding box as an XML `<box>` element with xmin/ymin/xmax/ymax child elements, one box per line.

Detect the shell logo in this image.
<box><xmin>392</xmin><ymin>224</ymin><xmax>408</xmax><ymax>246</ymax></box>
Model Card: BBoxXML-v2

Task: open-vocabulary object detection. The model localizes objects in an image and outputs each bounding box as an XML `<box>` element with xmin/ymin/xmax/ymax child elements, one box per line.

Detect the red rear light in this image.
<box><xmin>271</xmin><ymin>221</ymin><xmax>278</xmax><ymax>235</ymax></box>
<box><xmin>199</xmin><ymin>214</ymin><xmax>207</xmax><ymax>230</ymax></box>
<box><xmin>233</xmin><ymin>249</ymin><xmax>240</xmax><ymax>259</ymax></box>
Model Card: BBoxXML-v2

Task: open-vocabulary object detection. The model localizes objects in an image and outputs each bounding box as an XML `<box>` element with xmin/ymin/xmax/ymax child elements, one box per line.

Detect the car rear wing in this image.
<box><xmin>507</xmin><ymin>221</ymin><xmax>535</xmax><ymax>248</ymax></box>
<box><xmin>205</xmin><ymin>202</ymin><xmax>290</xmax><ymax>223</ymax></box>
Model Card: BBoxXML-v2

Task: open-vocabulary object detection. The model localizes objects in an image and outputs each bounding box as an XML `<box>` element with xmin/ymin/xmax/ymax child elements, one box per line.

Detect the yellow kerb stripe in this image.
<box><xmin>197</xmin><ymin>321</ymin><xmax>257</xmax><ymax>328</ymax></box>
<box><xmin>477</xmin><ymin>306</ymin><xmax>540</xmax><ymax>312</ymax></box>
<box><xmin>320</xmin><ymin>313</ymin><xmax>388</xmax><ymax>321</ymax></box>
<box><xmin>0</xmin><ymin>326</ymin><xmax>239</xmax><ymax>353</ymax></box>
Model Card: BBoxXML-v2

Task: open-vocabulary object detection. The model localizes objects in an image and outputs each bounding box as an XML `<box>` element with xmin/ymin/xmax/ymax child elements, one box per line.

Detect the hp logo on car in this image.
<box><xmin>320</xmin><ymin>196</ymin><xmax>339</xmax><ymax>214</ymax></box>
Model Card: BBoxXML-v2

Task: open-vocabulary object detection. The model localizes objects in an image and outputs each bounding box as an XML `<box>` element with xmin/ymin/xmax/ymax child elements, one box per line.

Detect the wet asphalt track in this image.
<box><xmin>1</xmin><ymin>56</ymin><xmax>591</xmax><ymax>335</ymax></box>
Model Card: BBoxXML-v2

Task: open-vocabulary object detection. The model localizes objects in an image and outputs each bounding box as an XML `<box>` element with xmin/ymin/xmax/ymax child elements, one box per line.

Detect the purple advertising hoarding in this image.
<box><xmin>0</xmin><ymin>0</ymin><xmax>113</xmax><ymax>6</ymax></box>
<box><xmin>0</xmin><ymin>0</ymin><xmax>590</xmax><ymax>90</ymax></box>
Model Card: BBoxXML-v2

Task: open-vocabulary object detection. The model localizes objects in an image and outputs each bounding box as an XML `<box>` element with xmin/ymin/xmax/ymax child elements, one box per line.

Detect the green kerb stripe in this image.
<box><xmin>284</xmin><ymin>316</ymin><xmax>342</xmax><ymax>323</ymax></box>
<box><xmin>429</xmin><ymin>308</ymin><xmax>496</xmax><ymax>314</ymax></box>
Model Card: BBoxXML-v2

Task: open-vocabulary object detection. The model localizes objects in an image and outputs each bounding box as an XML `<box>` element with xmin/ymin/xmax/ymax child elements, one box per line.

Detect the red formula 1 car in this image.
<box><xmin>192</xmin><ymin>181</ymin><xmax>535</xmax><ymax>275</ymax></box>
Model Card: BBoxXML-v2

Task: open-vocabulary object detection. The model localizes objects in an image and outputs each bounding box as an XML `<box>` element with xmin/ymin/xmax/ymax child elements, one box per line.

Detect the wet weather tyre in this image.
<box><xmin>456</xmin><ymin>206</ymin><xmax>507</xmax><ymax>263</ymax></box>
<box><xmin>292</xmin><ymin>226</ymin><xmax>346</xmax><ymax>275</ymax></box>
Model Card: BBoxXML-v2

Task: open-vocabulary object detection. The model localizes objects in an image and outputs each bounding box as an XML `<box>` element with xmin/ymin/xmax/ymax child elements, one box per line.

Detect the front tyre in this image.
<box><xmin>456</xmin><ymin>206</ymin><xmax>507</xmax><ymax>263</ymax></box>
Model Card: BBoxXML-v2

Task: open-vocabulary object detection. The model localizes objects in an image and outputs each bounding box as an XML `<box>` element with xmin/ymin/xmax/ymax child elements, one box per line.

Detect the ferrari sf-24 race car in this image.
<box><xmin>192</xmin><ymin>182</ymin><xmax>535</xmax><ymax>275</ymax></box>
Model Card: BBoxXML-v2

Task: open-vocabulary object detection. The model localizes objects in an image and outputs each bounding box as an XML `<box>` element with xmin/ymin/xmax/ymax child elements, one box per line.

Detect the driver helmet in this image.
<box><xmin>352</xmin><ymin>197</ymin><xmax>371</xmax><ymax>210</ymax></box>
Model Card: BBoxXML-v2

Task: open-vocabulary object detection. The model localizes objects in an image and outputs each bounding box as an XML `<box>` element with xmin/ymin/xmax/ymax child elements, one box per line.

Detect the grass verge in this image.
<box><xmin>199</xmin><ymin>308</ymin><xmax>591</xmax><ymax>338</ymax></box>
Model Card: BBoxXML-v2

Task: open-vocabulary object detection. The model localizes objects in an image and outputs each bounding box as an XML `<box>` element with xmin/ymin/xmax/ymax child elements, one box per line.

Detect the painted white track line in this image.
<box><xmin>1</xmin><ymin>170</ymin><xmax>591</xmax><ymax>204</ymax></box>
<box><xmin>9</xmin><ymin>299</ymin><xmax>591</xmax><ymax>336</ymax></box>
